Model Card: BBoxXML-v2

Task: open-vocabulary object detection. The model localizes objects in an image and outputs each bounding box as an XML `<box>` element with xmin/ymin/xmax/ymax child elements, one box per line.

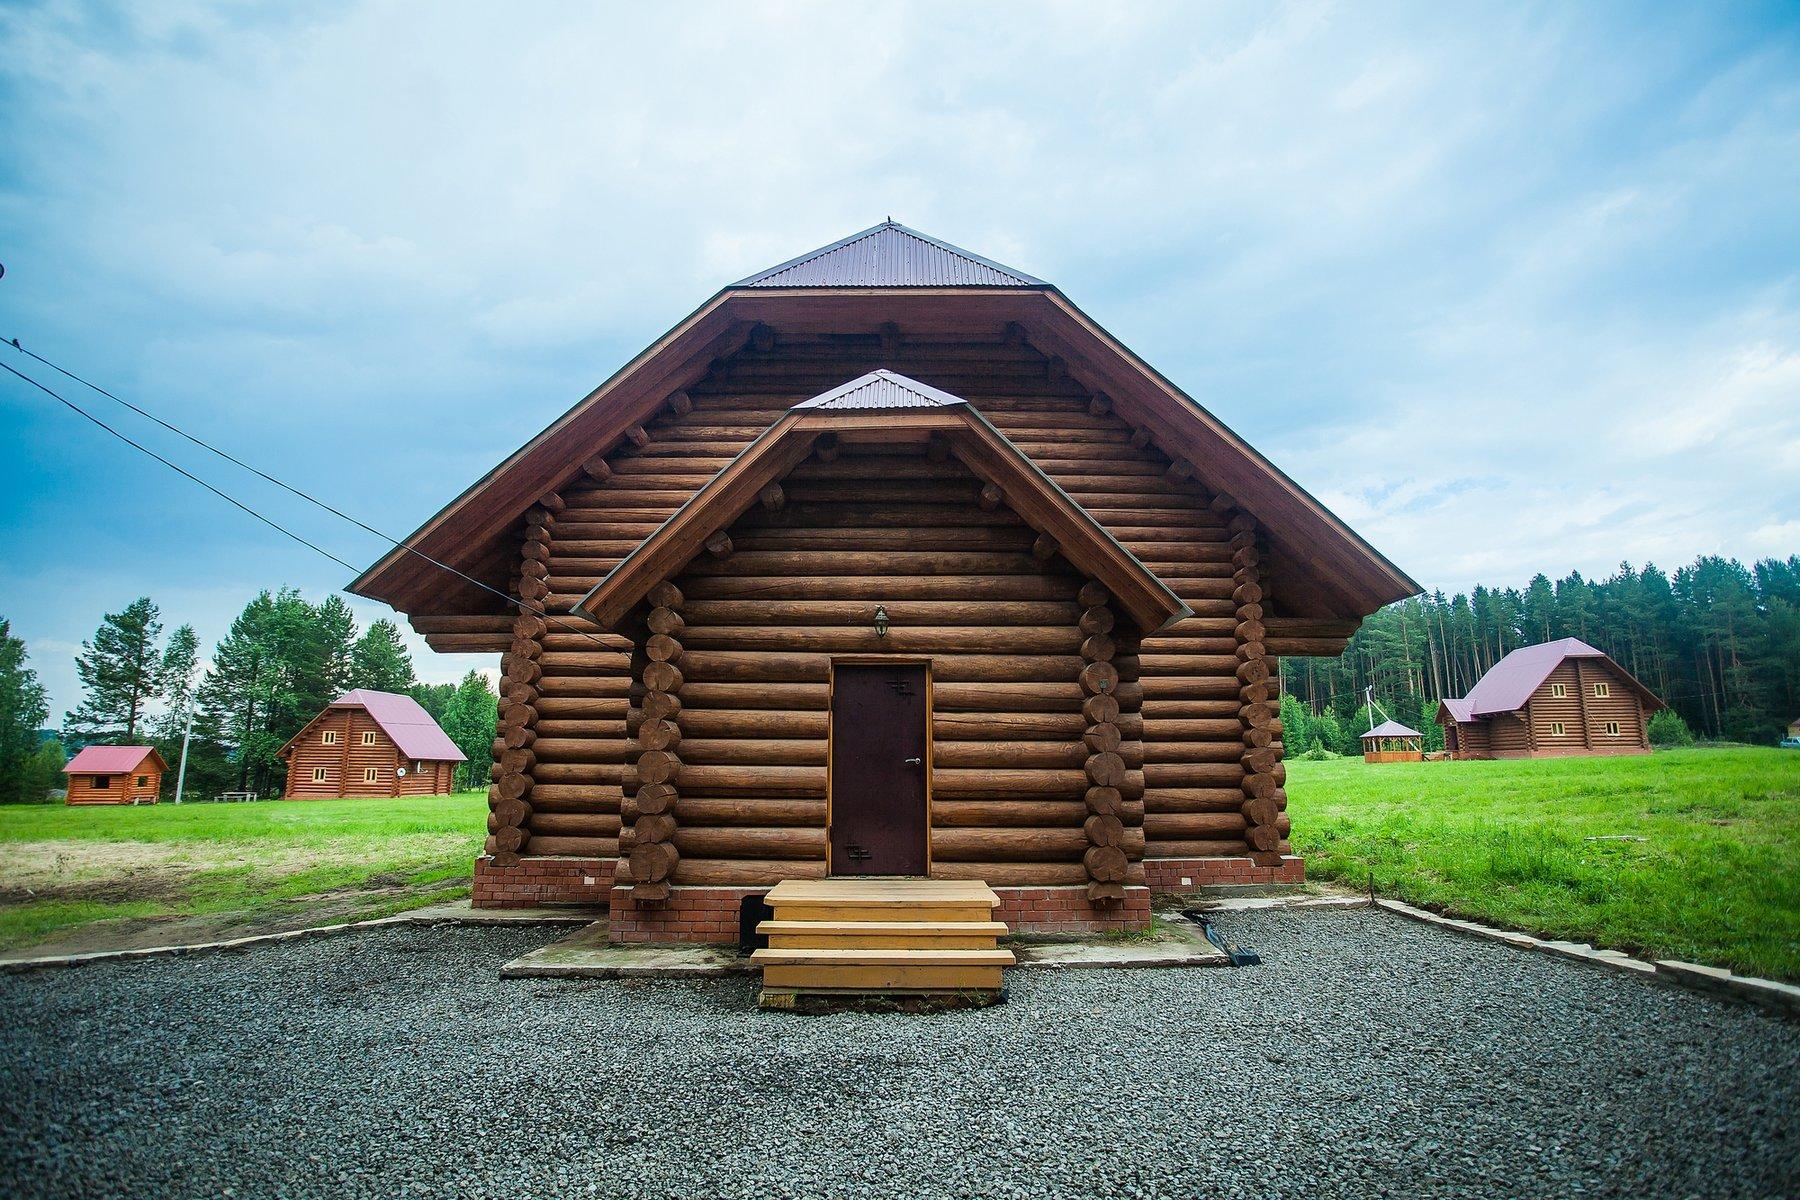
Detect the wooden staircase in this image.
<box><xmin>751</xmin><ymin>879</ymin><xmax>1014</xmax><ymax>1007</ymax></box>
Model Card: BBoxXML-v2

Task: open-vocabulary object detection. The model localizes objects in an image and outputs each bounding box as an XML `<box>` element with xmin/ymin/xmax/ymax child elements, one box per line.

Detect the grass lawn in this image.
<box><xmin>1288</xmin><ymin>747</ymin><xmax>1800</xmax><ymax>980</ymax></box>
<box><xmin>0</xmin><ymin>791</ymin><xmax>488</xmax><ymax>954</ymax></box>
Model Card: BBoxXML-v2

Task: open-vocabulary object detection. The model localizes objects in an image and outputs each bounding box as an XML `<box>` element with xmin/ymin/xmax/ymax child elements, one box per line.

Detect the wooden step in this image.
<box><xmin>758</xmin><ymin>919</ymin><xmax>1009</xmax><ymax>950</ymax></box>
<box><xmin>752</xmin><ymin>947</ymin><xmax>1015</xmax><ymax>991</ymax></box>
<box><xmin>763</xmin><ymin>878</ymin><xmax>1001</xmax><ymax>925</ymax></box>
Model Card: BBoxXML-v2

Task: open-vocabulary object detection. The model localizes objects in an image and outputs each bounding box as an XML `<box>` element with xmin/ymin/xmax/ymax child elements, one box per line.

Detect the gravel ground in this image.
<box><xmin>2</xmin><ymin>907</ymin><xmax>1795</xmax><ymax>1200</ymax></box>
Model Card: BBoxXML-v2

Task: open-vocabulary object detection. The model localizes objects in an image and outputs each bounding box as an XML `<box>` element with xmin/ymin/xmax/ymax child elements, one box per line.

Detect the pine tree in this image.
<box><xmin>0</xmin><ymin>618</ymin><xmax>52</xmax><ymax>803</ymax></box>
<box><xmin>350</xmin><ymin>620</ymin><xmax>416</xmax><ymax>693</ymax></box>
<box><xmin>315</xmin><ymin>595</ymin><xmax>358</xmax><ymax>697</ymax></box>
<box><xmin>66</xmin><ymin>597</ymin><xmax>163</xmax><ymax>744</ymax></box>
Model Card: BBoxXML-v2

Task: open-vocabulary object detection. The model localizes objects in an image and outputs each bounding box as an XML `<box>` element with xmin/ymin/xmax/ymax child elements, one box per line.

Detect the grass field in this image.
<box><xmin>1288</xmin><ymin>747</ymin><xmax>1800</xmax><ymax>980</ymax></box>
<box><xmin>0</xmin><ymin>792</ymin><xmax>488</xmax><ymax>954</ymax></box>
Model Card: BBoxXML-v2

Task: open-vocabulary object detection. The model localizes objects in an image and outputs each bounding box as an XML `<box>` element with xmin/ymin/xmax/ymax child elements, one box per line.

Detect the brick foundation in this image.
<box><xmin>992</xmin><ymin>885</ymin><xmax>1151</xmax><ymax>934</ymax></box>
<box><xmin>1142</xmin><ymin>854</ymin><xmax>1305</xmax><ymax>891</ymax></box>
<box><xmin>471</xmin><ymin>855</ymin><xmax>614</xmax><ymax>908</ymax></box>
<box><xmin>608</xmin><ymin>885</ymin><xmax>763</xmax><ymax>943</ymax></box>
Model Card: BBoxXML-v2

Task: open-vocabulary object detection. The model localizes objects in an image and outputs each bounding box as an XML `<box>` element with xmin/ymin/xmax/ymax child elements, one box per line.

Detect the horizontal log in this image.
<box><xmin>680</xmin><ymin>574</ymin><xmax>1080</xmax><ymax>602</ymax></box>
<box><xmin>680</xmin><ymin>599</ymin><xmax>1080</xmax><ymax>627</ymax></box>
<box><xmin>676</xmin><ymin>626</ymin><xmax>1083</xmax><ymax>655</ymax></box>
<box><xmin>527</xmin><ymin>789</ymin><xmax>623</xmax><ymax>815</ymax></box>
<box><xmin>933</xmin><ymin>827</ymin><xmax>1128</xmax><ymax>863</ymax></box>
<box><xmin>1144</xmin><ymin>838</ymin><xmax>1248</xmax><ymax>858</ymax></box>
<box><xmin>530</xmin><ymin>763</ymin><xmax>625</xmax><ymax>784</ymax></box>
<box><xmin>523</xmin><ymin>835</ymin><xmax>618</xmax><ymax>857</ymax></box>
<box><xmin>680</xmin><ymin>738</ymin><xmax>825</xmax><ymax>766</ymax></box>
<box><xmin>674</xmin><ymin>826</ymin><xmax>826</xmax><ymax>859</ymax></box>
<box><xmin>532</xmin><ymin>737</ymin><xmax>629</xmax><ymax>763</ymax></box>
<box><xmin>675</xmin><ymin>797</ymin><xmax>825</xmax><ymax>827</ymax></box>
<box><xmin>934</xmin><ymin>741</ymin><xmax>1087</xmax><ymax>770</ymax></box>
<box><xmin>534</xmin><ymin>719</ymin><xmax>628</xmax><ymax>739</ymax></box>
<box><xmin>929</xmin><ymin>862</ymin><xmax>1088</xmax><ymax>886</ymax></box>
<box><xmin>1144</xmin><ymin>763</ymin><xmax>1243</xmax><ymax>787</ymax></box>
<box><xmin>931</xmin><ymin>799</ymin><xmax>1089</xmax><ymax>827</ymax></box>
<box><xmin>1142</xmin><ymin>787</ymin><xmax>1248</xmax><ymax>813</ymax></box>
<box><xmin>682</xmin><ymin>651</ymin><xmax>1085</xmax><ymax>684</ymax></box>
<box><xmin>1142</xmin><ymin>811</ymin><xmax>1246</xmax><ymax>839</ymax></box>
<box><xmin>527</xmin><ymin>812</ymin><xmax>624</xmax><ymax>837</ymax></box>
<box><xmin>1145</xmin><ymin>741</ymin><xmax>1245</xmax><ymax>764</ymax></box>
<box><xmin>932</xmin><ymin>768</ymin><xmax>1084</xmax><ymax>799</ymax></box>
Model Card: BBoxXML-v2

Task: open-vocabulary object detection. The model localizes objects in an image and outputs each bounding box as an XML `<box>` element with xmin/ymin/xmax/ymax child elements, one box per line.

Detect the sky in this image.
<box><xmin>1</xmin><ymin>1</ymin><xmax>1796</xmax><ymax>726</ymax></box>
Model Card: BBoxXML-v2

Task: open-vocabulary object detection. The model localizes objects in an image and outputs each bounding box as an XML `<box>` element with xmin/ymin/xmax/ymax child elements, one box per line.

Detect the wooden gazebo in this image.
<box><xmin>1360</xmin><ymin>720</ymin><xmax>1423</xmax><ymax>763</ymax></box>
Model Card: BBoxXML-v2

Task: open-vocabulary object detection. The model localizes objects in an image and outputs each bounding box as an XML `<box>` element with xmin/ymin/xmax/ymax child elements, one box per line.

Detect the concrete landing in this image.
<box><xmin>1011</xmin><ymin>916</ymin><xmax>1229</xmax><ymax>969</ymax></box>
<box><xmin>499</xmin><ymin>922</ymin><xmax>754</xmax><ymax>979</ymax></box>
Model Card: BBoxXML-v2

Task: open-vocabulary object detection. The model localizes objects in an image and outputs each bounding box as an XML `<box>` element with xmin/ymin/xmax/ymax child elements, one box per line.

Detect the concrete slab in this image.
<box><xmin>1009</xmin><ymin>917</ymin><xmax>1229</xmax><ymax>970</ymax></box>
<box><xmin>499</xmin><ymin>923</ymin><xmax>755</xmax><ymax>979</ymax></box>
<box><xmin>404</xmin><ymin>900</ymin><xmax>601</xmax><ymax>926</ymax></box>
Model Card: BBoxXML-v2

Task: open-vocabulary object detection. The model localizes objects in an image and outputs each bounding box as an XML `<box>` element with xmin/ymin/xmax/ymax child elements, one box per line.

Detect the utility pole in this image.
<box><xmin>173</xmin><ymin>702</ymin><xmax>196</xmax><ymax>804</ymax></box>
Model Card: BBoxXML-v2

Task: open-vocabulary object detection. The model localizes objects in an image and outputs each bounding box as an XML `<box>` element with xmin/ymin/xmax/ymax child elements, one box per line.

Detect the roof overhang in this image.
<box><xmin>349</xmin><ymin>286</ymin><xmax>1418</xmax><ymax>618</ymax></box>
<box><xmin>575</xmin><ymin>376</ymin><xmax>1191</xmax><ymax>634</ymax></box>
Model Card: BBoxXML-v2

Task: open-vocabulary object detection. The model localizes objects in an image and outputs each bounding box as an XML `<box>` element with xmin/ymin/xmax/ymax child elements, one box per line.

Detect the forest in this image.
<box><xmin>1282</xmin><ymin>554</ymin><xmax>1800</xmax><ymax>755</ymax></box>
<box><xmin>0</xmin><ymin>592</ymin><xmax>498</xmax><ymax>802</ymax></box>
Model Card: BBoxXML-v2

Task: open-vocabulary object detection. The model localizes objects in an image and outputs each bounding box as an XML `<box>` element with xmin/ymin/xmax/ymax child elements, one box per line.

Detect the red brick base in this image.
<box><xmin>471</xmin><ymin>855</ymin><xmax>613</xmax><ymax>908</ymax></box>
<box><xmin>992</xmin><ymin>885</ymin><xmax>1151</xmax><ymax>934</ymax></box>
<box><xmin>608</xmin><ymin>885</ymin><xmax>762</xmax><ymax>943</ymax></box>
<box><xmin>1142</xmin><ymin>855</ymin><xmax>1305</xmax><ymax>891</ymax></box>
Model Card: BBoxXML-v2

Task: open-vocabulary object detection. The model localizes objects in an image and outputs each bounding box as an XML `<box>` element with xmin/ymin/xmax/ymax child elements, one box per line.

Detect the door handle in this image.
<box><xmin>904</xmin><ymin>757</ymin><xmax>923</xmax><ymax>767</ymax></box>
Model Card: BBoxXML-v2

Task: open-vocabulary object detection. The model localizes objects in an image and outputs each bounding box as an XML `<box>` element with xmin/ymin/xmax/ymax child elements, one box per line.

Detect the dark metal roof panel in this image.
<box><xmin>737</xmin><ymin>221</ymin><xmax>1046</xmax><ymax>288</ymax></box>
<box><xmin>793</xmin><ymin>369</ymin><xmax>969</xmax><ymax>410</ymax></box>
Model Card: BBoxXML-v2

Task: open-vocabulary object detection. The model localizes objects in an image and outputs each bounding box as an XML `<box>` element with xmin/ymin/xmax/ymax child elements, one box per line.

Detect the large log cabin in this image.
<box><xmin>63</xmin><ymin>745</ymin><xmax>166</xmax><ymax>805</ymax></box>
<box><xmin>349</xmin><ymin>221</ymin><xmax>1417</xmax><ymax>939</ymax></box>
<box><xmin>1437</xmin><ymin>638</ymin><xmax>1664</xmax><ymax>759</ymax></box>
<box><xmin>277</xmin><ymin>689</ymin><xmax>466</xmax><ymax>798</ymax></box>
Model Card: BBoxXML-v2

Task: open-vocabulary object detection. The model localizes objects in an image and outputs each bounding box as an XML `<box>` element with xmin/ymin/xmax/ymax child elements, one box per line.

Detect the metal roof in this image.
<box><xmin>330</xmin><ymin>689</ymin><xmax>467</xmax><ymax>762</ymax></box>
<box><xmin>792</xmin><ymin>370</ymin><xmax>969</xmax><ymax>410</ymax></box>
<box><xmin>1440</xmin><ymin>698</ymin><xmax>1476</xmax><ymax>724</ymax></box>
<box><xmin>64</xmin><ymin>745</ymin><xmax>161</xmax><ymax>775</ymax></box>
<box><xmin>1361</xmin><ymin>720</ymin><xmax>1423</xmax><ymax>740</ymax></box>
<box><xmin>736</xmin><ymin>220</ymin><xmax>1046</xmax><ymax>288</ymax></box>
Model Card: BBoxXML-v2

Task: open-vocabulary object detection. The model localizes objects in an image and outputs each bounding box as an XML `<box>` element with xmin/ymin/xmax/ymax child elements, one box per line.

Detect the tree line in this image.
<box><xmin>0</xmin><ymin>592</ymin><xmax>498</xmax><ymax>802</ymax></box>
<box><xmin>1282</xmin><ymin>554</ymin><xmax>1800</xmax><ymax>753</ymax></box>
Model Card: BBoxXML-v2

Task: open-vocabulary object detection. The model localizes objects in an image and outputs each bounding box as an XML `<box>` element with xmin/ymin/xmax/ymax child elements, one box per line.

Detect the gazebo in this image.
<box><xmin>1360</xmin><ymin>720</ymin><xmax>1424</xmax><ymax>763</ymax></box>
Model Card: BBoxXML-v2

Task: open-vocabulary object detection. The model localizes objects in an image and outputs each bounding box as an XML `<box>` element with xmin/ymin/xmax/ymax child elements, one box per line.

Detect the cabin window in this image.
<box><xmin>363</xmin><ymin>767</ymin><xmax>379</xmax><ymax>783</ymax></box>
<box><xmin>1604</xmin><ymin>721</ymin><xmax>1621</xmax><ymax>737</ymax></box>
<box><xmin>361</xmin><ymin>730</ymin><xmax>378</xmax><ymax>746</ymax></box>
<box><xmin>92</xmin><ymin>775</ymin><xmax>110</xmax><ymax>789</ymax></box>
<box><xmin>321</xmin><ymin>729</ymin><xmax>339</xmax><ymax>745</ymax></box>
<box><xmin>1550</xmin><ymin>722</ymin><xmax>1565</xmax><ymax>736</ymax></box>
<box><xmin>1551</xmin><ymin>683</ymin><xmax>1566</xmax><ymax>698</ymax></box>
<box><xmin>311</xmin><ymin>767</ymin><xmax>327</xmax><ymax>782</ymax></box>
<box><xmin>1594</xmin><ymin>682</ymin><xmax>1610</xmax><ymax>698</ymax></box>
<box><xmin>135</xmin><ymin>775</ymin><xmax>149</xmax><ymax>787</ymax></box>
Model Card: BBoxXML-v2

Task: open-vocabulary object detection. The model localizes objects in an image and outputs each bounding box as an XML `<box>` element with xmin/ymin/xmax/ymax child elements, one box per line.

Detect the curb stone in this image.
<box><xmin>1374</xmin><ymin>897</ymin><xmax>1795</xmax><ymax>1015</ymax></box>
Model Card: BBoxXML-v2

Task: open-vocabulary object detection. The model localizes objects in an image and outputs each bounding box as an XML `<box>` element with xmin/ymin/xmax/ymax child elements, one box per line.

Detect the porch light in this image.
<box><xmin>874</xmin><ymin>605</ymin><xmax>890</xmax><ymax>637</ymax></box>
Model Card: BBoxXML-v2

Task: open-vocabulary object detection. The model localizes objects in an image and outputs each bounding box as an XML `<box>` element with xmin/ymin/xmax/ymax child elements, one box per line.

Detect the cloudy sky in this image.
<box><xmin>2</xmin><ymin>2</ymin><xmax>1796</xmax><ymax>723</ymax></box>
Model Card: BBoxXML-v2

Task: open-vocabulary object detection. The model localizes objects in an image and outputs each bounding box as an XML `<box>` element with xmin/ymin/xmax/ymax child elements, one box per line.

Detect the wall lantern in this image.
<box><xmin>874</xmin><ymin>605</ymin><xmax>890</xmax><ymax>637</ymax></box>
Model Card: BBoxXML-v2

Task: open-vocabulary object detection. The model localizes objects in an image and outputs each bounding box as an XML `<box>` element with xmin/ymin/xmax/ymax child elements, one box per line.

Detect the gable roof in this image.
<box><xmin>278</xmin><ymin>689</ymin><xmax>466</xmax><ymax>762</ymax></box>
<box><xmin>1449</xmin><ymin>638</ymin><xmax>1666</xmax><ymax>717</ymax></box>
<box><xmin>1361</xmin><ymin>720</ymin><xmax>1422</xmax><ymax>740</ymax></box>
<box><xmin>736</xmin><ymin>220</ymin><xmax>1046</xmax><ymax>289</ymax></box>
<box><xmin>64</xmin><ymin>745</ymin><xmax>164</xmax><ymax>775</ymax></box>
<box><xmin>1439</xmin><ymin>697</ymin><xmax>1476</xmax><ymax>724</ymax></box>
<box><xmin>348</xmin><ymin>221</ymin><xmax>1417</xmax><ymax>620</ymax></box>
<box><xmin>576</xmin><ymin>371</ymin><xmax>1190</xmax><ymax>633</ymax></box>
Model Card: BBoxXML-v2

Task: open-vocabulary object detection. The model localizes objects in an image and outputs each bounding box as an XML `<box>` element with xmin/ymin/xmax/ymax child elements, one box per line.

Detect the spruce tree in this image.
<box><xmin>66</xmin><ymin>597</ymin><xmax>163</xmax><ymax>744</ymax></box>
<box><xmin>0</xmin><ymin>618</ymin><xmax>51</xmax><ymax>803</ymax></box>
<box><xmin>350</xmin><ymin>619</ymin><xmax>416</xmax><ymax>693</ymax></box>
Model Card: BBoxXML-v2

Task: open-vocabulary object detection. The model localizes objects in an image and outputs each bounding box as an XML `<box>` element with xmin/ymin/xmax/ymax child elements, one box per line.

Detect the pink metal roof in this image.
<box><xmin>332</xmin><ymin>689</ymin><xmax>466</xmax><ymax>761</ymax></box>
<box><xmin>1361</xmin><ymin>720</ymin><xmax>1422</xmax><ymax>740</ymax></box>
<box><xmin>737</xmin><ymin>220</ymin><xmax>1045</xmax><ymax>288</ymax></box>
<box><xmin>64</xmin><ymin>745</ymin><xmax>160</xmax><ymax>775</ymax></box>
<box><xmin>1440</xmin><ymin>698</ymin><xmax>1476</xmax><ymax>724</ymax></box>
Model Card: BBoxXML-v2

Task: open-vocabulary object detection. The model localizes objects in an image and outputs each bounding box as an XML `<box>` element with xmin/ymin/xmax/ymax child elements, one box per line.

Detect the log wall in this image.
<box><xmin>282</xmin><ymin>709</ymin><xmax>457</xmax><ymax>798</ymax></box>
<box><xmin>65</xmin><ymin>764</ymin><xmax>162</xmax><ymax>805</ymax></box>
<box><xmin>464</xmin><ymin>328</ymin><xmax>1326</xmax><ymax>868</ymax></box>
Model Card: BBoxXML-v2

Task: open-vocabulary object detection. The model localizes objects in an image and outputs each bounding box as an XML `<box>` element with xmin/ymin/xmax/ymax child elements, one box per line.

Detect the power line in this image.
<box><xmin>0</xmin><ymin>359</ymin><xmax>359</xmax><ymax>571</ymax></box>
<box><xmin>1</xmin><ymin>343</ymin><xmax>612</xmax><ymax>650</ymax></box>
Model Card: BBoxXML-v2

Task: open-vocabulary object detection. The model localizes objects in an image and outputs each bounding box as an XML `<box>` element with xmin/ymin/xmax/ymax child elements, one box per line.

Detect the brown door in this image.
<box><xmin>829</xmin><ymin>663</ymin><xmax>929</xmax><ymax>876</ymax></box>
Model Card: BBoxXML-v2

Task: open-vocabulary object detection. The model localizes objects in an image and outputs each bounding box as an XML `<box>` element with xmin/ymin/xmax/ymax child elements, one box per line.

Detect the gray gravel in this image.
<box><xmin>2</xmin><ymin>907</ymin><xmax>1794</xmax><ymax>1200</ymax></box>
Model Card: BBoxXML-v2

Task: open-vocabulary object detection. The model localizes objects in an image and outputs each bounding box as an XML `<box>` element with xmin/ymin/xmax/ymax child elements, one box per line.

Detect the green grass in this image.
<box><xmin>0</xmin><ymin>791</ymin><xmax>488</xmax><ymax>951</ymax></box>
<box><xmin>1288</xmin><ymin>747</ymin><xmax>1800</xmax><ymax>980</ymax></box>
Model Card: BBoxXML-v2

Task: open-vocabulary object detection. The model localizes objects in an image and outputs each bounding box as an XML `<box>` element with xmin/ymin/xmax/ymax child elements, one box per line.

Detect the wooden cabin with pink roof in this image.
<box><xmin>1437</xmin><ymin>638</ymin><xmax>1665</xmax><ymax>760</ymax></box>
<box><xmin>63</xmin><ymin>746</ymin><xmax>168</xmax><ymax>805</ymax></box>
<box><xmin>277</xmin><ymin>689</ymin><xmax>466</xmax><ymax>799</ymax></box>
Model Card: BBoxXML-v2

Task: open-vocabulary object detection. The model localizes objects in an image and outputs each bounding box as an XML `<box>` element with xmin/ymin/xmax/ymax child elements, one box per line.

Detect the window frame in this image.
<box><xmin>1550</xmin><ymin>721</ymin><xmax>1565</xmax><ymax>737</ymax></box>
<box><xmin>92</xmin><ymin>775</ymin><xmax>111</xmax><ymax>789</ymax></box>
<box><xmin>1604</xmin><ymin>720</ymin><xmax>1621</xmax><ymax>737</ymax></box>
<box><xmin>1594</xmin><ymin>682</ymin><xmax>1611</xmax><ymax>698</ymax></box>
<box><xmin>361</xmin><ymin>730</ymin><xmax>378</xmax><ymax>746</ymax></box>
<box><xmin>321</xmin><ymin>729</ymin><xmax>339</xmax><ymax>745</ymax></box>
<box><xmin>363</xmin><ymin>767</ymin><xmax>380</xmax><ymax>784</ymax></box>
<box><xmin>311</xmin><ymin>767</ymin><xmax>328</xmax><ymax>783</ymax></box>
<box><xmin>1550</xmin><ymin>682</ymin><xmax>1566</xmax><ymax>698</ymax></box>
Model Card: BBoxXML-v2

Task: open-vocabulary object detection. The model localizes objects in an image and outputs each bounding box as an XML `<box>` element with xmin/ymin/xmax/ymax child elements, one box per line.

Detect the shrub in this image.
<box><xmin>1648</xmin><ymin>709</ymin><xmax>1696</xmax><ymax>747</ymax></box>
<box><xmin>1297</xmin><ymin>745</ymin><xmax>1340</xmax><ymax>761</ymax></box>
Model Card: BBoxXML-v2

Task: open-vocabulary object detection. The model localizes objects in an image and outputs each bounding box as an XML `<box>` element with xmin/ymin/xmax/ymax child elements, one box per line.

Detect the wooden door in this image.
<box><xmin>829</xmin><ymin>663</ymin><xmax>929</xmax><ymax>876</ymax></box>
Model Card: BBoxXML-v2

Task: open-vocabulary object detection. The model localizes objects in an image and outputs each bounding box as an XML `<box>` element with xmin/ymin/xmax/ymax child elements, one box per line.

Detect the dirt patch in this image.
<box><xmin>0</xmin><ymin>841</ymin><xmax>220</xmax><ymax>905</ymax></box>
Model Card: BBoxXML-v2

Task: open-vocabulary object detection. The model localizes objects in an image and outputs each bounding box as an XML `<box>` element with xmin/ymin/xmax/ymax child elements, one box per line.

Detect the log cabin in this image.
<box><xmin>277</xmin><ymin>689</ymin><xmax>466</xmax><ymax>798</ymax></box>
<box><xmin>1437</xmin><ymin>638</ymin><xmax>1664</xmax><ymax>760</ymax></box>
<box><xmin>348</xmin><ymin>220</ymin><xmax>1417</xmax><ymax>942</ymax></box>
<box><xmin>63</xmin><ymin>745</ymin><xmax>166</xmax><ymax>805</ymax></box>
<box><xmin>1360</xmin><ymin>720</ymin><xmax>1423</xmax><ymax>763</ymax></box>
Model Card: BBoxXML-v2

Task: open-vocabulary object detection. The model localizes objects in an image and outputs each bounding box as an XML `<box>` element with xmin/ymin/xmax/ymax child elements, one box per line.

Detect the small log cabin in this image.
<box><xmin>348</xmin><ymin>221</ymin><xmax>1417</xmax><ymax>939</ymax></box>
<box><xmin>277</xmin><ymin>689</ymin><xmax>466</xmax><ymax>798</ymax></box>
<box><xmin>1360</xmin><ymin>720</ymin><xmax>1423</xmax><ymax>763</ymax></box>
<box><xmin>1437</xmin><ymin>638</ymin><xmax>1664</xmax><ymax>760</ymax></box>
<box><xmin>63</xmin><ymin>745</ymin><xmax>166</xmax><ymax>805</ymax></box>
